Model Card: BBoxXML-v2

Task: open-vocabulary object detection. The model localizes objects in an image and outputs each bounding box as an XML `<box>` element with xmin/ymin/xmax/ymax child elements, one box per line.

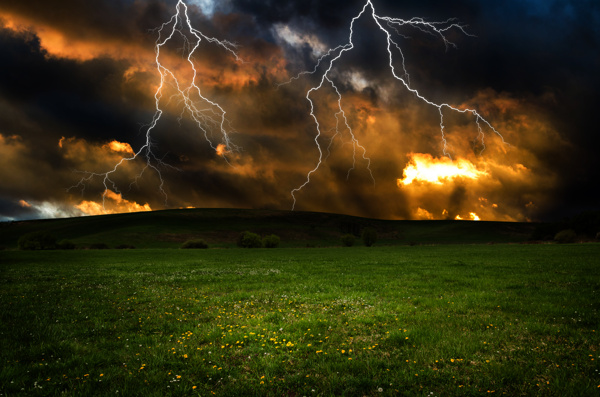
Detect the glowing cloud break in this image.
<box><xmin>398</xmin><ymin>153</ymin><xmax>487</xmax><ymax>186</ymax></box>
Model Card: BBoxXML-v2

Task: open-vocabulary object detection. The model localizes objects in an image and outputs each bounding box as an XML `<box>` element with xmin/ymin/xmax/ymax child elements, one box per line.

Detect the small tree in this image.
<box><xmin>181</xmin><ymin>239</ymin><xmax>209</xmax><ymax>249</ymax></box>
<box><xmin>237</xmin><ymin>231</ymin><xmax>263</xmax><ymax>248</ymax></box>
<box><xmin>18</xmin><ymin>231</ymin><xmax>57</xmax><ymax>250</ymax></box>
<box><xmin>554</xmin><ymin>229</ymin><xmax>577</xmax><ymax>244</ymax></box>
<box><xmin>263</xmin><ymin>234</ymin><xmax>280</xmax><ymax>248</ymax></box>
<box><xmin>341</xmin><ymin>234</ymin><xmax>355</xmax><ymax>247</ymax></box>
<box><xmin>362</xmin><ymin>227</ymin><xmax>377</xmax><ymax>247</ymax></box>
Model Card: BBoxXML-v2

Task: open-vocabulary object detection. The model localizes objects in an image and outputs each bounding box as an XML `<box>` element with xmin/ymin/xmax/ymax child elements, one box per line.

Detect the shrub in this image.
<box><xmin>362</xmin><ymin>227</ymin><xmax>377</xmax><ymax>247</ymax></box>
<box><xmin>554</xmin><ymin>229</ymin><xmax>577</xmax><ymax>244</ymax></box>
<box><xmin>89</xmin><ymin>243</ymin><xmax>109</xmax><ymax>249</ymax></box>
<box><xmin>181</xmin><ymin>239</ymin><xmax>208</xmax><ymax>249</ymax></box>
<box><xmin>237</xmin><ymin>231</ymin><xmax>263</xmax><ymax>248</ymax></box>
<box><xmin>263</xmin><ymin>234</ymin><xmax>280</xmax><ymax>248</ymax></box>
<box><xmin>18</xmin><ymin>231</ymin><xmax>57</xmax><ymax>250</ymax></box>
<box><xmin>116</xmin><ymin>244</ymin><xmax>136</xmax><ymax>249</ymax></box>
<box><xmin>596</xmin><ymin>232</ymin><xmax>600</xmax><ymax>241</ymax></box>
<box><xmin>57</xmin><ymin>240</ymin><xmax>76</xmax><ymax>250</ymax></box>
<box><xmin>341</xmin><ymin>234</ymin><xmax>355</xmax><ymax>247</ymax></box>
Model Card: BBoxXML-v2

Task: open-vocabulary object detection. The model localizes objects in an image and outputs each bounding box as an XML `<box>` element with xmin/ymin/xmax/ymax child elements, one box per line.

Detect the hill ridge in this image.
<box><xmin>0</xmin><ymin>208</ymin><xmax>535</xmax><ymax>249</ymax></box>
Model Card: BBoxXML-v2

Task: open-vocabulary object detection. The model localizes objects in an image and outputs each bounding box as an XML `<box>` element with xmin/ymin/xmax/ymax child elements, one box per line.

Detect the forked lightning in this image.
<box><xmin>288</xmin><ymin>0</ymin><xmax>507</xmax><ymax>210</ymax></box>
<box><xmin>70</xmin><ymin>0</ymin><xmax>239</xmax><ymax>208</ymax></box>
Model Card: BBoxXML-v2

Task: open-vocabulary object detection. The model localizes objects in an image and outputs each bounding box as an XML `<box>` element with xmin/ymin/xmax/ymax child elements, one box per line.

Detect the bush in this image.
<box><xmin>181</xmin><ymin>239</ymin><xmax>208</xmax><ymax>249</ymax></box>
<box><xmin>554</xmin><ymin>229</ymin><xmax>577</xmax><ymax>244</ymax></box>
<box><xmin>116</xmin><ymin>244</ymin><xmax>136</xmax><ymax>249</ymax></box>
<box><xmin>262</xmin><ymin>234</ymin><xmax>280</xmax><ymax>248</ymax></box>
<box><xmin>341</xmin><ymin>234</ymin><xmax>355</xmax><ymax>247</ymax></box>
<box><xmin>89</xmin><ymin>243</ymin><xmax>109</xmax><ymax>249</ymax></box>
<box><xmin>362</xmin><ymin>227</ymin><xmax>377</xmax><ymax>247</ymax></box>
<box><xmin>237</xmin><ymin>231</ymin><xmax>263</xmax><ymax>248</ymax></box>
<box><xmin>596</xmin><ymin>232</ymin><xmax>600</xmax><ymax>241</ymax></box>
<box><xmin>18</xmin><ymin>231</ymin><xmax>57</xmax><ymax>250</ymax></box>
<box><xmin>57</xmin><ymin>240</ymin><xmax>76</xmax><ymax>250</ymax></box>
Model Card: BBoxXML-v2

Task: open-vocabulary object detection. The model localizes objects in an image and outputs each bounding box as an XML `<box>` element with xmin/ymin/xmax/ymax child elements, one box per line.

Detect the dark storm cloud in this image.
<box><xmin>0</xmin><ymin>23</ymin><xmax>157</xmax><ymax>212</ymax></box>
<box><xmin>230</xmin><ymin>0</ymin><xmax>361</xmax><ymax>30</ymax></box>
<box><xmin>0</xmin><ymin>0</ymin><xmax>598</xmax><ymax>221</ymax></box>
<box><xmin>0</xmin><ymin>0</ymin><xmax>176</xmax><ymax>42</ymax></box>
<box><xmin>0</xmin><ymin>198</ymin><xmax>36</xmax><ymax>221</ymax></box>
<box><xmin>479</xmin><ymin>0</ymin><xmax>600</xmax><ymax>218</ymax></box>
<box><xmin>0</xmin><ymin>27</ymin><xmax>152</xmax><ymax>144</ymax></box>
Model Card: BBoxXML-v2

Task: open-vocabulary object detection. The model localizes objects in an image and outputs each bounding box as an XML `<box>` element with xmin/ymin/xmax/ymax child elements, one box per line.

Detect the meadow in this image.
<box><xmin>1</xmin><ymin>244</ymin><xmax>599</xmax><ymax>396</ymax></box>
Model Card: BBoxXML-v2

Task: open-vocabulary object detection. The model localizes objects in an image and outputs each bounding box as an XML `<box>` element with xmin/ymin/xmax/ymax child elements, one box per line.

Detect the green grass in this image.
<box><xmin>1</xmin><ymin>244</ymin><xmax>599</xmax><ymax>395</ymax></box>
<box><xmin>0</xmin><ymin>208</ymin><xmax>536</xmax><ymax>249</ymax></box>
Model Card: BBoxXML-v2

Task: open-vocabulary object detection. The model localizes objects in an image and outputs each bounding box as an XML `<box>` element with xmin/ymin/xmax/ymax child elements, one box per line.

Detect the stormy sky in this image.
<box><xmin>0</xmin><ymin>0</ymin><xmax>598</xmax><ymax>221</ymax></box>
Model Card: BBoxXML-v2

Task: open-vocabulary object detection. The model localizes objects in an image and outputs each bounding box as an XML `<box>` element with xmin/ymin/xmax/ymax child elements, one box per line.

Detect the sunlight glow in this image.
<box><xmin>398</xmin><ymin>153</ymin><xmax>487</xmax><ymax>186</ymax></box>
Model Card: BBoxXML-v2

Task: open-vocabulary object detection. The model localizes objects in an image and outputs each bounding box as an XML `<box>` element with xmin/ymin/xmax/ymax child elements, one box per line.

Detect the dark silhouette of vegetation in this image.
<box><xmin>237</xmin><ymin>231</ymin><xmax>262</xmax><ymax>248</ymax></box>
<box><xmin>530</xmin><ymin>223</ymin><xmax>558</xmax><ymax>241</ymax></box>
<box><xmin>181</xmin><ymin>239</ymin><xmax>209</xmax><ymax>249</ymax></box>
<box><xmin>361</xmin><ymin>227</ymin><xmax>377</xmax><ymax>247</ymax></box>
<box><xmin>57</xmin><ymin>240</ymin><xmax>76</xmax><ymax>250</ymax></box>
<box><xmin>89</xmin><ymin>243</ymin><xmax>109</xmax><ymax>250</ymax></box>
<box><xmin>18</xmin><ymin>231</ymin><xmax>57</xmax><ymax>250</ymax></box>
<box><xmin>531</xmin><ymin>210</ymin><xmax>600</xmax><ymax>241</ymax></box>
<box><xmin>339</xmin><ymin>221</ymin><xmax>362</xmax><ymax>236</ymax></box>
<box><xmin>554</xmin><ymin>229</ymin><xmax>577</xmax><ymax>244</ymax></box>
<box><xmin>116</xmin><ymin>244</ymin><xmax>136</xmax><ymax>249</ymax></box>
<box><xmin>262</xmin><ymin>234</ymin><xmax>280</xmax><ymax>248</ymax></box>
<box><xmin>0</xmin><ymin>208</ymin><xmax>541</xmax><ymax>249</ymax></box>
<box><xmin>569</xmin><ymin>211</ymin><xmax>600</xmax><ymax>236</ymax></box>
<box><xmin>341</xmin><ymin>234</ymin><xmax>355</xmax><ymax>247</ymax></box>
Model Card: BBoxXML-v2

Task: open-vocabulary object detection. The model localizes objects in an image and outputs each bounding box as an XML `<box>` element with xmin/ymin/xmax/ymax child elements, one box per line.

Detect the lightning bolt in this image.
<box><xmin>69</xmin><ymin>0</ymin><xmax>240</xmax><ymax>209</ymax></box>
<box><xmin>287</xmin><ymin>0</ymin><xmax>507</xmax><ymax>210</ymax></box>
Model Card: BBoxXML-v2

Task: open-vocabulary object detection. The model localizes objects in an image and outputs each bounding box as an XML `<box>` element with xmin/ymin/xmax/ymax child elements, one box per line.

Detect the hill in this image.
<box><xmin>0</xmin><ymin>208</ymin><xmax>536</xmax><ymax>249</ymax></box>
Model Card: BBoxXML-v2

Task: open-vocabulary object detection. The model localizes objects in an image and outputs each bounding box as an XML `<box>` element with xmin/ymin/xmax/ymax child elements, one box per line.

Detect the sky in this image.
<box><xmin>0</xmin><ymin>0</ymin><xmax>598</xmax><ymax>222</ymax></box>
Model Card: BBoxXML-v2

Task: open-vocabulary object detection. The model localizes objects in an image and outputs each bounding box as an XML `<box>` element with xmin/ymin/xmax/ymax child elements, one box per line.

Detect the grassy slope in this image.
<box><xmin>1</xmin><ymin>245</ymin><xmax>599</xmax><ymax>396</ymax></box>
<box><xmin>0</xmin><ymin>208</ymin><xmax>536</xmax><ymax>249</ymax></box>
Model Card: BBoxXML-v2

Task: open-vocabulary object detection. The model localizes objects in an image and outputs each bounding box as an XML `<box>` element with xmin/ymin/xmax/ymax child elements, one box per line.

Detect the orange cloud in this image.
<box><xmin>396</xmin><ymin>151</ymin><xmax>545</xmax><ymax>221</ymax></box>
<box><xmin>60</xmin><ymin>136</ymin><xmax>138</xmax><ymax>169</ymax></box>
<box><xmin>104</xmin><ymin>140</ymin><xmax>135</xmax><ymax>155</ymax></box>
<box><xmin>215</xmin><ymin>143</ymin><xmax>228</xmax><ymax>157</ymax></box>
<box><xmin>75</xmin><ymin>189</ymin><xmax>151</xmax><ymax>216</ymax></box>
<box><xmin>415</xmin><ymin>207</ymin><xmax>434</xmax><ymax>220</ymax></box>
<box><xmin>0</xmin><ymin>11</ymin><xmax>151</xmax><ymax>63</ymax></box>
<box><xmin>454</xmin><ymin>213</ymin><xmax>481</xmax><ymax>221</ymax></box>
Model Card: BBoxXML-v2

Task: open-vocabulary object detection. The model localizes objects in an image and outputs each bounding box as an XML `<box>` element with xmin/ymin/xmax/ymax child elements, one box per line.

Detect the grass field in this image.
<box><xmin>1</xmin><ymin>244</ymin><xmax>599</xmax><ymax>396</ymax></box>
